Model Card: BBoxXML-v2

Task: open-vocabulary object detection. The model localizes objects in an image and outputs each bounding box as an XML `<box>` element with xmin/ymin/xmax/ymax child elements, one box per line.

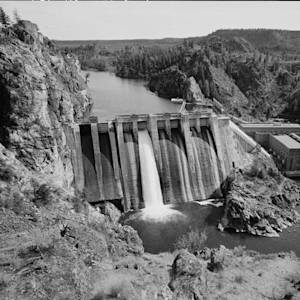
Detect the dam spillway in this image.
<box><xmin>66</xmin><ymin>112</ymin><xmax>249</xmax><ymax>211</ymax></box>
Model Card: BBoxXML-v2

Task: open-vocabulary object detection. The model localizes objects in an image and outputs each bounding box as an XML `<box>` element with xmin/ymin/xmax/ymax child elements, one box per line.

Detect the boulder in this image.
<box><xmin>220</xmin><ymin>155</ymin><xmax>300</xmax><ymax>236</ymax></box>
<box><xmin>185</xmin><ymin>76</ymin><xmax>205</xmax><ymax>103</ymax></box>
<box><xmin>106</xmin><ymin>224</ymin><xmax>144</xmax><ymax>257</ymax></box>
<box><xmin>104</xmin><ymin>202</ymin><xmax>121</xmax><ymax>224</ymax></box>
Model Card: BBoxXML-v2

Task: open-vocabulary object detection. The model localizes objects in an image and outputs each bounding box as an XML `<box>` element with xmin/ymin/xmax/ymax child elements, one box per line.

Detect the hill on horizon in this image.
<box><xmin>55</xmin><ymin>29</ymin><xmax>300</xmax><ymax>54</ymax></box>
<box><xmin>210</xmin><ymin>29</ymin><xmax>300</xmax><ymax>53</ymax></box>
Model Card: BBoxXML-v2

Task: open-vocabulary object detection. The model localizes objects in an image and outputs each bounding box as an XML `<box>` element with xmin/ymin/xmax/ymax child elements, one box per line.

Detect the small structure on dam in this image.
<box><xmin>65</xmin><ymin>112</ymin><xmax>256</xmax><ymax>211</ymax></box>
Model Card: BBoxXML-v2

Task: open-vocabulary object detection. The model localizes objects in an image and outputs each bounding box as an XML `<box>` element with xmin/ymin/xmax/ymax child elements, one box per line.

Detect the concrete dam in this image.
<box><xmin>66</xmin><ymin>112</ymin><xmax>254</xmax><ymax>211</ymax></box>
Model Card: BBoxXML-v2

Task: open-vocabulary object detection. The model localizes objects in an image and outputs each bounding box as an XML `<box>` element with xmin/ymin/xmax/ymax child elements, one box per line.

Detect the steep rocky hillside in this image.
<box><xmin>211</xmin><ymin>29</ymin><xmax>300</xmax><ymax>54</ymax></box>
<box><xmin>149</xmin><ymin>35</ymin><xmax>300</xmax><ymax>120</ymax></box>
<box><xmin>0</xmin><ymin>142</ymin><xmax>172</xmax><ymax>300</ymax></box>
<box><xmin>220</xmin><ymin>153</ymin><xmax>300</xmax><ymax>237</ymax></box>
<box><xmin>0</xmin><ymin>20</ymin><xmax>91</xmax><ymax>188</ymax></box>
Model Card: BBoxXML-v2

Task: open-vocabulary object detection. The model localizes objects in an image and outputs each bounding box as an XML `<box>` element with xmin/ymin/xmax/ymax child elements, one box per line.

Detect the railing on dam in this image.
<box><xmin>65</xmin><ymin>112</ymin><xmax>259</xmax><ymax>210</ymax></box>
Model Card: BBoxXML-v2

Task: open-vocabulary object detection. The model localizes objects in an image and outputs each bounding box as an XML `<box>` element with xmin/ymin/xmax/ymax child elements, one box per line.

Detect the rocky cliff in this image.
<box><xmin>220</xmin><ymin>153</ymin><xmax>300</xmax><ymax>236</ymax></box>
<box><xmin>0</xmin><ymin>20</ymin><xmax>91</xmax><ymax>189</ymax></box>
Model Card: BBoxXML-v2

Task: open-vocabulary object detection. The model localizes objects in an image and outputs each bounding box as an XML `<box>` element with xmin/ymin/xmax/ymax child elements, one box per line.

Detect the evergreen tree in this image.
<box><xmin>0</xmin><ymin>7</ymin><xmax>10</xmax><ymax>26</ymax></box>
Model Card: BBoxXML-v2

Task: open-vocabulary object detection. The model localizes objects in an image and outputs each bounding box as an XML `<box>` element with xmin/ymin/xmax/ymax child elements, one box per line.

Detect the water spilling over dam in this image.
<box><xmin>138</xmin><ymin>130</ymin><xmax>164</xmax><ymax>209</ymax></box>
<box><xmin>65</xmin><ymin>112</ymin><xmax>256</xmax><ymax>211</ymax></box>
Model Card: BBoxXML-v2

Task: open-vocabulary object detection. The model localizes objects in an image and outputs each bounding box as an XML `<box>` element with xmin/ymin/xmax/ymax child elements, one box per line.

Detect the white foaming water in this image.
<box><xmin>138</xmin><ymin>130</ymin><xmax>185</xmax><ymax>221</ymax></box>
<box><xmin>138</xmin><ymin>130</ymin><xmax>164</xmax><ymax>208</ymax></box>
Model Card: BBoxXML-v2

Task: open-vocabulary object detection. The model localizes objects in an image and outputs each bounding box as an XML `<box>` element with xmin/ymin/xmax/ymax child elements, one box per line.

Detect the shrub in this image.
<box><xmin>0</xmin><ymin>165</ymin><xmax>15</xmax><ymax>182</ymax></box>
<box><xmin>234</xmin><ymin>274</ymin><xmax>244</xmax><ymax>284</ymax></box>
<box><xmin>0</xmin><ymin>274</ymin><xmax>10</xmax><ymax>291</ymax></box>
<box><xmin>33</xmin><ymin>183</ymin><xmax>60</xmax><ymax>207</ymax></box>
<box><xmin>18</xmin><ymin>229</ymin><xmax>59</xmax><ymax>259</ymax></box>
<box><xmin>233</xmin><ymin>245</ymin><xmax>245</xmax><ymax>257</ymax></box>
<box><xmin>70</xmin><ymin>191</ymin><xmax>88</xmax><ymax>214</ymax></box>
<box><xmin>174</xmin><ymin>229</ymin><xmax>207</xmax><ymax>254</ymax></box>
<box><xmin>246</xmin><ymin>158</ymin><xmax>268</xmax><ymax>179</ymax></box>
<box><xmin>0</xmin><ymin>186</ymin><xmax>26</xmax><ymax>215</ymax></box>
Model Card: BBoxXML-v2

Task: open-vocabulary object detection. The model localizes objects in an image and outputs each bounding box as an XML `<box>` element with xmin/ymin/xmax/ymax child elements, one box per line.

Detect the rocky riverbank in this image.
<box><xmin>220</xmin><ymin>153</ymin><xmax>300</xmax><ymax>237</ymax></box>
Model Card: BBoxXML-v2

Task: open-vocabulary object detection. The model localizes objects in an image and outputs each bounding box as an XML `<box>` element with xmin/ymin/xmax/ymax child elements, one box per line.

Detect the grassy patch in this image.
<box><xmin>91</xmin><ymin>275</ymin><xmax>135</xmax><ymax>300</ymax></box>
<box><xmin>0</xmin><ymin>186</ymin><xmax>27</xmax><ymax>215</ymax></box>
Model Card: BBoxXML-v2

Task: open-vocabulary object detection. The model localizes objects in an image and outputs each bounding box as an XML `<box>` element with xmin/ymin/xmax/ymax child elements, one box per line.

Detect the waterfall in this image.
<box><xmin>138</xmin><ymin>130</ymin><xmax>164</xmax><ymax>208</ymax></box>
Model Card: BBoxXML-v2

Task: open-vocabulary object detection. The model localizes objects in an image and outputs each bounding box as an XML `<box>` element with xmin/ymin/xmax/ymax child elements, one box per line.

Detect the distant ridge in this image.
<box><xmin>55</xmin><ymin>29</ymin><xmax>300</xmax><ymax>53</ymax></box>
<box><xmin>55</xmin><ymin>37</ymin><xmax>189</xmax><ymax>51</ymax></box>
<box><xmin>210</xmin><ymin>29</ymin><xmax>300</xmax><ymax>53</ymax></box>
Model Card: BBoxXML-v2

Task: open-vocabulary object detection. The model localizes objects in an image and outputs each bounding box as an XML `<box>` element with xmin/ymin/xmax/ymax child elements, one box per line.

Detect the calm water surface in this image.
<box><xmin>85</xmin><ymin>71</ymin><xmax>180</xmax><ymax>121</ymax></box>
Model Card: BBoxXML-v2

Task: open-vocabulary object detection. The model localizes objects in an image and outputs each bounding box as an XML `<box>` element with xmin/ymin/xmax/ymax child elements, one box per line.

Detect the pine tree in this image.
<box><xmin>0</xmin><ymin>7</ymin><xmax>10</xmax><ymax>26</ymax></box>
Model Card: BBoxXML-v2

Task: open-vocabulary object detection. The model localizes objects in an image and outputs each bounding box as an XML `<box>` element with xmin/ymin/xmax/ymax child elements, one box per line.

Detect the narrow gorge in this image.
<box><xmin>1</xmin><ymin>12</ymin><xmax>300</xmax><ymax>300</ymax></box>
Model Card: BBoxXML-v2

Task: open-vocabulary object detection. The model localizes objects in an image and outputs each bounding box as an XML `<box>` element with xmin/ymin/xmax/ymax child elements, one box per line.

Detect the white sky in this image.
<box><xmin>1</xmin><ymin>1</ymin><xmax>300</xmax><ymax>40</ymax></box>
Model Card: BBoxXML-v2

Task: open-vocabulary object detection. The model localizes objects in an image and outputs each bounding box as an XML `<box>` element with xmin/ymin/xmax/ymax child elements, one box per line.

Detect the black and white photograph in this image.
<box><xmin>0</xmin><ymin>1</ymin><xmax>300</xmax><ymax>299</ymax></box>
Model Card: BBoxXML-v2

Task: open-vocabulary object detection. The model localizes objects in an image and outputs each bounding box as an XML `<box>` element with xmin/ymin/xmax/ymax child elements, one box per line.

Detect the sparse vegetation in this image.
<box><xmin>91</xmin><ymin>276</ymin><xmax>134</xmax><ymax>300</ymax></box>
<box><xmin>71</xmin><ymin>192</ymin><xmax>88</xmax><ymax>213</ymax></box>
<box><xmin>0</xmin><ymin>7</ymin><xmax>10</xmax><ymax>26</ymax></box>
<box><xmin>33</xmin><ymin>183</ymin><xmax>61</xmax><ymax>207</ymax></box>
<box><xmin>174</xmin><ymin>228</ymin><xmax>207</xmax><ymax>253</ymax></box>
<box><xmin>0</xmin><ymin>165</ymin><xmax>15</xmax><ymax>182</ymax></box>
<box><xmin>0</xmin><ymin>186</ymin><xmax>26</xmax><ymax>215</ymax></box>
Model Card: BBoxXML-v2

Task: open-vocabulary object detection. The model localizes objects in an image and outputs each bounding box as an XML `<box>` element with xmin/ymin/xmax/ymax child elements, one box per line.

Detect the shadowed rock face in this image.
<box><xmin>0</xmin><ymin>20</ymin><xmax>91</xmax><ymax>188</ymax></box>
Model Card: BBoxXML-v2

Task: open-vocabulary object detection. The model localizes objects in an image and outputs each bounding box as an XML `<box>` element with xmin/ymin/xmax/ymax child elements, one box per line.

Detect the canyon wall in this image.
<box><xmin>0</xmin><ymin>20</ymin><xmax>91</xmax><ymax>188</ymax></box>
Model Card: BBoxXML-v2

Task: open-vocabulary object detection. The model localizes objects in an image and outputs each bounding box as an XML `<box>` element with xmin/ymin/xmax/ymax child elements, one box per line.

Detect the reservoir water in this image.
<box><xmin>84</xmin><ymin>71</ymin><xmax>180</xmax><ymax>121</ymax></box>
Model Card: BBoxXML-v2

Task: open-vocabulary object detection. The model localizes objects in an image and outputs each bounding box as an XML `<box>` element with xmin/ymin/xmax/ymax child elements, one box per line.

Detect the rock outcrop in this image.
<box><xmin>148</xmin><ymin>66</ymin><xmax>189</xmax><ymax>99</ymax></box>
<box><xmin>0</xmin><ymin>20</ymin><xmax>91</xmax><ymax>189</ymax></box>
<box><xmin>220</xmin><ymin>154</ymin><xmax>300</xmax><ymax>236</ymax></box>
<box><xmin>185</xmin><ymin>76</ymin><xmax>205</xmax><ymax>102</ymax></box>
<box><xmin>169</xmin><ymin>246</ymin><xmax>300</xmax><ymax>300</ymax></box>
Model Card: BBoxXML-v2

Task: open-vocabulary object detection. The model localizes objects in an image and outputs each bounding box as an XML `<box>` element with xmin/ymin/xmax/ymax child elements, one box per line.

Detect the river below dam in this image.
<box><xmin>121</xmin><ymin>202</ymin><xmax>300</xmax><ymax>256</ymax></box>
<box><xmin>86</xmin><ymin>71</ymin><xmax>300</xmax><ymax>256</ymax></box>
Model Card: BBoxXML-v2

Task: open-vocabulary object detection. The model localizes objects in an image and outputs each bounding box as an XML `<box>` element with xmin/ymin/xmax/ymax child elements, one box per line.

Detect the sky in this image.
<box><xmin>1</xmin><ymin>1</ymin><xmax>300</xmax><ymax>41</ymax></box>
